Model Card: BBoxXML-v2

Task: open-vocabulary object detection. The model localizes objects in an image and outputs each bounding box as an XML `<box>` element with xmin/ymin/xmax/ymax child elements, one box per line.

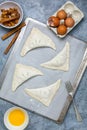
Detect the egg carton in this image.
<box><xmin>47</xmin><ymin>1</ymin><xmax>84</xmax><ymax>38</ymax></box>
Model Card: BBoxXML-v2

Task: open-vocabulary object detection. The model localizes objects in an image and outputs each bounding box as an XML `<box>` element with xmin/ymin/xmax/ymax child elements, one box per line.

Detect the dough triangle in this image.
<box><xmin>25</xmin><ymin>80</ymin><xmax>61</xmax><ymax>106</ymax></box>
<box><xmin>12</xmin><ymin>64</ymin><xmax>43</xmax><ymax>91</ymax></box>
<box><xmin>41</xmin><ymin>42</ymin><xmax>70</xmax><ymax>71</ymax></box>
<box><xmin>20</xmin><ymin>27</ymin><xmax>56</xmax><ymax>56</ymax></box>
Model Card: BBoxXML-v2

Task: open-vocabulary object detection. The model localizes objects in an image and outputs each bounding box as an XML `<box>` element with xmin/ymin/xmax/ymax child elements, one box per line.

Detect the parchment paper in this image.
<box><xmin>0</xmin><ymin>18</ymin><xmax>87</xmax><ymax>121</ymax></box>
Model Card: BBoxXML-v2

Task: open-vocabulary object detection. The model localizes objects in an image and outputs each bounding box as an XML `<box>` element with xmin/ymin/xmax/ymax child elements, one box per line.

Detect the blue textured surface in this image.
<box><xmin>0</xmin><ymin>0</ymin><xmax>87</xmax><ymax>130</ymax></box>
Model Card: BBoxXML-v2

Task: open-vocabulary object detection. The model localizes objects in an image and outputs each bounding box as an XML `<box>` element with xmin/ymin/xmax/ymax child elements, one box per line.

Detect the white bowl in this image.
<box><xmin>4</xmin><ymin>107</ymin><xmax>29</xmax><ymax>130</ymax></box>
<box><xmin>0</xmin><ymin>1</ymin><xmax>23</xmax><ymax>29</ymax></box>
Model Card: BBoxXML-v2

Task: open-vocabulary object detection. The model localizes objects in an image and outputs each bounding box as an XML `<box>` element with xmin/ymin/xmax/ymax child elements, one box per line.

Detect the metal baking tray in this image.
<box><xmin>0</xmin><ymin>18</ymin><xmax>87</xmax><ymax>123</ymax></box>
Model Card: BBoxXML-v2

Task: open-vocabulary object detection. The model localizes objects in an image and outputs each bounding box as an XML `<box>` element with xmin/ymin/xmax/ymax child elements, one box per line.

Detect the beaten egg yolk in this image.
<box><xmin>8</xmin><ymin>109</ymin><xmax>25</xmax><ymax>126</ymax></box>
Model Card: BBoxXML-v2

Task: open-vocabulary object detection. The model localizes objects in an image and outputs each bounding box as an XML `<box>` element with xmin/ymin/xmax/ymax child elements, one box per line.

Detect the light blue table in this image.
<box><xmin>0</xmin><ymin>0</ymin><xmax>87</xmax><ymax>130</ymax></box>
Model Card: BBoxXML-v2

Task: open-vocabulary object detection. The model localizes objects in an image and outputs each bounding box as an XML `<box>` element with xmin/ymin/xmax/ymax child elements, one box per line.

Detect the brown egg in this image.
<box><xmin>57</xmin><ymin>25</ymin><xmax>67</xmax><ymax>35</ymax></box>
<box><xmin>64</xmin><ymin>17</ymin><xmax>75</xmax><ymax>27</ymax></box>
<box><xmin>57</xmin><ymin>10</ymin><xmax>67</xmax><ymax>20</ymax></box>
<box><xmin>48</xmin><ymin>16</ymin><xmax>60</xmax><ymax>27</ymax></box>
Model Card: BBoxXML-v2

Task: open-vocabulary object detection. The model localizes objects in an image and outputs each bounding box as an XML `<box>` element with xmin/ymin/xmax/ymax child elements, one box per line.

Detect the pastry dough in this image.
<box><xmin>12</xmin><ymin>64</ymin><xmax>43</xmax><ymax>91</ymax></box>
<box><xmin>25</xmin><ymin>80</ymin><xmax>61</xmax><ymax>106</ymax></box>
<box><xmin>20</xmin><ymin>27</ymin><xmax>56</xmax><ymax>56</ymax></box>
<box><xmin>41</xmin><ymin>42</ymin><xmax>70</xmax><ymax>71</ymax></box>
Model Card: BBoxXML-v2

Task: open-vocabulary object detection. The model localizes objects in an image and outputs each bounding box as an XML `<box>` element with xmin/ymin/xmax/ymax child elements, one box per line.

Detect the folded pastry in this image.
<box><xmin>20</xmin><ymin>27</ymin><xmax>56</xmax><ymax>56</ymax></box>
<box><xmin>25</xmin><ymin>79</ymin><xmax>61</xmax><ymax>106</ymax></box>
<box><xmin>41</xmin><ymin>42</ymin><xmax>70</xmax><ymax>71</ymax></box>
<box><xmin>12</xmin><ymin>64</ymin><xmax>43</xmax><ymax>91</ymax></box>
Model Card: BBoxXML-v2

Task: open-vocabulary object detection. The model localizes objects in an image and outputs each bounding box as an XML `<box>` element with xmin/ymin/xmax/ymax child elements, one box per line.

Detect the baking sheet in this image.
<box><xmin>0</xmin><ymin>18</ymin><xmax>87</xmax><ymax>122</ymax></box>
